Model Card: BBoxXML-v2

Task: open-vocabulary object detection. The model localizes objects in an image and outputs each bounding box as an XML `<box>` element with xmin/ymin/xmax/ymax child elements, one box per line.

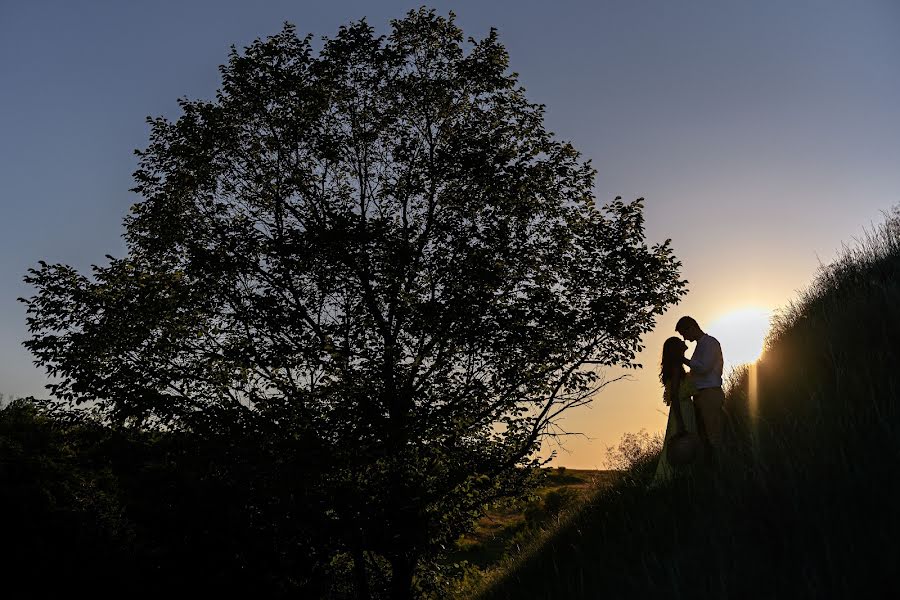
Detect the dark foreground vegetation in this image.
<box><xmin>0</xmin><ymin>406</ymin><xmax>604</xmax><ymax>597</ymax></box>
<box><xmin>0</xmin><ymin>403</ymin><xmax>339</xmax><ymax>596</ymax></box>
<box><xmin>476</xmin><ymin>208</ymin><xmax>900</xmax><ymax>599</ymax></box>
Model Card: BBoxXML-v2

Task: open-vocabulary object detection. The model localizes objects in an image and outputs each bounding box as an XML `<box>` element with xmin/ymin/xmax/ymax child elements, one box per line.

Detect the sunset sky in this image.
<box><xmin>2</xmin><ymin>1</ymin><xmax>898</xmax><ymax>468</ymax></box>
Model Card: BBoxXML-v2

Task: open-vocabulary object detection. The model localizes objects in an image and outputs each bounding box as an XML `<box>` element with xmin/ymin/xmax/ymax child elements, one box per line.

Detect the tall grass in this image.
<box><xmin>474</xmin><ymin>208</ymin><xmax>900</xmax><ymax>598</ymax></box>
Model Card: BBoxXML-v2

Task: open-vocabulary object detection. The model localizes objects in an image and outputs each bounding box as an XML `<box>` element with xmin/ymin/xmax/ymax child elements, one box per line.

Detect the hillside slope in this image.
<box><xmin>477</xmin><ymin>209</ymin><xmax>900</xmax><ymax>599</ymax></box>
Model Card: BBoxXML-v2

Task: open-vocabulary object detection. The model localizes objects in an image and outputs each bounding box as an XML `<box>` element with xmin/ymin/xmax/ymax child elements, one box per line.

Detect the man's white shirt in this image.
<box><xmin>689</xmin><ymin>334</ymin><xmax>724</xmax><ymax>389</ymax></box>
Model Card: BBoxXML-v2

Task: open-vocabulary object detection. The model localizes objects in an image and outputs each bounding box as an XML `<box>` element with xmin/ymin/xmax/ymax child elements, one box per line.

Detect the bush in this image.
<box><xmin>603</xmin><ymin>428</ymin><xmax>663</xmax><ymax>473</ymax></box>
<box><xmin>0</xmin><ymin>399</ymin><xmax>338</xmax><ymax>597</ymax></box>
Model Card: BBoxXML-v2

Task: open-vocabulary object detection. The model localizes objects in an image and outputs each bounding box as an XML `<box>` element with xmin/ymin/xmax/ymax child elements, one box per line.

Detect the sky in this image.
<box><xmin>1</xmin><ymin>1</ymin><xmax>899</xmax><ymax>467</ymax></box>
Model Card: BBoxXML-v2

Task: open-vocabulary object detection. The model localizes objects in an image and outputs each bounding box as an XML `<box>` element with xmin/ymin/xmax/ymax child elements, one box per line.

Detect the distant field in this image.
<box><xmin>447</xmin><ymin>469</ymin><xmax>618</xmax><ymax>570</ymax></box>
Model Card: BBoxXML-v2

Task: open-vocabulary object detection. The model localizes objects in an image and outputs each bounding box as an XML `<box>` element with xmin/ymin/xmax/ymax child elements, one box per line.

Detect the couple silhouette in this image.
<box><xmin>654</xmin><ymin>316</ymin><xmax>725</xmax><ymax>482</ymax></box>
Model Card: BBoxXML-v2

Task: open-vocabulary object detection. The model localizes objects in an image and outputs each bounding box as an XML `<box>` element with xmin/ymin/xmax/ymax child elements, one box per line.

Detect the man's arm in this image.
<box><xmin>689</xmin><ymin>338</ymin><xmax>714</xmax><ymax>374</ymax></box>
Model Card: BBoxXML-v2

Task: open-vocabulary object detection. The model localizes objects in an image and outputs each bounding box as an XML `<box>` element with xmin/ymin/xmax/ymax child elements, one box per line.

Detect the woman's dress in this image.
<box><xmin>654</xmin><ymin>376</ymin><xmax>699</xmax><ymax>483</ymax></box>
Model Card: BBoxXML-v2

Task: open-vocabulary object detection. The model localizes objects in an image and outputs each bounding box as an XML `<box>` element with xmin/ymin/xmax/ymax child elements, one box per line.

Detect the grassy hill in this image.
<box><xmin>473</xmin><ymin>209</ymin><xmax>900</xmax><ymax>598</ymax></box>
<box><xmin>450</xmin><ymin>469</ymin><xmax>617</xmax><ymax>568</ymax></box>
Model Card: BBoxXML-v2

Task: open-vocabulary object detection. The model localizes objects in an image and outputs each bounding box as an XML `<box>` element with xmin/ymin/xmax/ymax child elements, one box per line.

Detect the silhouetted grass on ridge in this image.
<box><xmin>473</xmin><ymin>207</ymin><xmax>900</xmax><ymax>599</ymax></box>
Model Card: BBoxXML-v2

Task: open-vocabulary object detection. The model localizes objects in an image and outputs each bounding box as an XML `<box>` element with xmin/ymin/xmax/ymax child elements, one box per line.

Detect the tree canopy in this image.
<box><xmin>23</xmin><ymin>9</ymin><xmax>686</xmax><ymax>598</ymax></box>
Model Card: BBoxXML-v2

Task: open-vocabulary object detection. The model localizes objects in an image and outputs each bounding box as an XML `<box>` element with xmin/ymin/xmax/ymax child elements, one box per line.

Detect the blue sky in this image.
<box><xmin>2</xmin><ymin>1</ymin><xmax>899</xmax><ymax>465</ymax></box>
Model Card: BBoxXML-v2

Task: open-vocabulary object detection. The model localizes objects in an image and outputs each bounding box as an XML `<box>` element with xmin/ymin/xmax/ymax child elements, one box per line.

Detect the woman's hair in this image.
<box><xmin>659</xmin><ymin>336</ymin><xmax>687</xmax><ymax>385</ymax></box>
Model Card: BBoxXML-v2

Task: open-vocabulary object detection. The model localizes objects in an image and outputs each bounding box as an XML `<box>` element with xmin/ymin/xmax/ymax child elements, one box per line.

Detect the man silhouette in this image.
<box><xmin>676</xmin><ymin>316</ymin><xmax>725</xmax><ymax>461</ymax></box>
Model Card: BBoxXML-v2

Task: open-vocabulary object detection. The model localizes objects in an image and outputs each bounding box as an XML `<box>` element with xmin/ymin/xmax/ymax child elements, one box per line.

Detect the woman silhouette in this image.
<box><xmin>654</xmin><ymin>336</ymin><xmax>700</xmax><ymax>483</ymax></box>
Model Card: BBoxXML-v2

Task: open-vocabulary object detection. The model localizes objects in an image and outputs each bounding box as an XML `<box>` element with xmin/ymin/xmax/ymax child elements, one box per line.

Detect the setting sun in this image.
<box><xmin>707</xmin><ymin>307</ymin><xmax>772</xmax><ymax>369</ymax></box>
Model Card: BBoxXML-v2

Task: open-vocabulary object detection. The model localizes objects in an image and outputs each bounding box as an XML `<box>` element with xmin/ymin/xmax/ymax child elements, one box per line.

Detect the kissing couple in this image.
<box><xmin>654</xmin><ymin>316</ymin><xmax>725</xmax><ymax>482</ymax></box>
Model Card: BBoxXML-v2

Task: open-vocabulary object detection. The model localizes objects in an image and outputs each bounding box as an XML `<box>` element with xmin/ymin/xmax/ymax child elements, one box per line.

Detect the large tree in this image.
<box><xmin>23</xmin><ymin>10</ymin><xmax>686</xmax><ymax>598</ymax></box>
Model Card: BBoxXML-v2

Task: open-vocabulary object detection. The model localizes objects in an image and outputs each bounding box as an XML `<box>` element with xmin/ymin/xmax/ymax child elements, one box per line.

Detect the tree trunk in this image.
<box><xmin>351</xmin><ymin>544</ymin><xmax>370</xmax><ymax>600</ymax></box>
<box><xmin>389</xmin><ymin>555</ymin><xmax>415</xmax><ymax>600</ymax></box>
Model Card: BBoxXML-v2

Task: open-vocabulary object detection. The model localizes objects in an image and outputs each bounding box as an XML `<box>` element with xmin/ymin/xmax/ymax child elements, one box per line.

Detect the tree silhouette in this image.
<box><xmin>23</xmin><ymin>10</ymin><xmax>686</xmax><ymax>598</ymax></box>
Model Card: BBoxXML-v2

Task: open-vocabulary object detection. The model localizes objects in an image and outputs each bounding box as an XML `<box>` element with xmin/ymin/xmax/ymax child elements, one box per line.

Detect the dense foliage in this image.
<box><xmin>21</xmin><ymin>10</ymin><xmax>685</xmax><ymax>597</ymax></box>
<box><xmin>0</xmin><ymin>398</ymin><xmax>337</xmax><ymax>596</ymax></box>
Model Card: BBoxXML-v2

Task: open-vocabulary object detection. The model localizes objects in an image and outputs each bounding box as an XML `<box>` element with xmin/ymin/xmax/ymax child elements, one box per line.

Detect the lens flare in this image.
<box><xmin>707</xmin><ymin>307</ymin><xmax>771</xmax><ymax>450</ymax></box>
